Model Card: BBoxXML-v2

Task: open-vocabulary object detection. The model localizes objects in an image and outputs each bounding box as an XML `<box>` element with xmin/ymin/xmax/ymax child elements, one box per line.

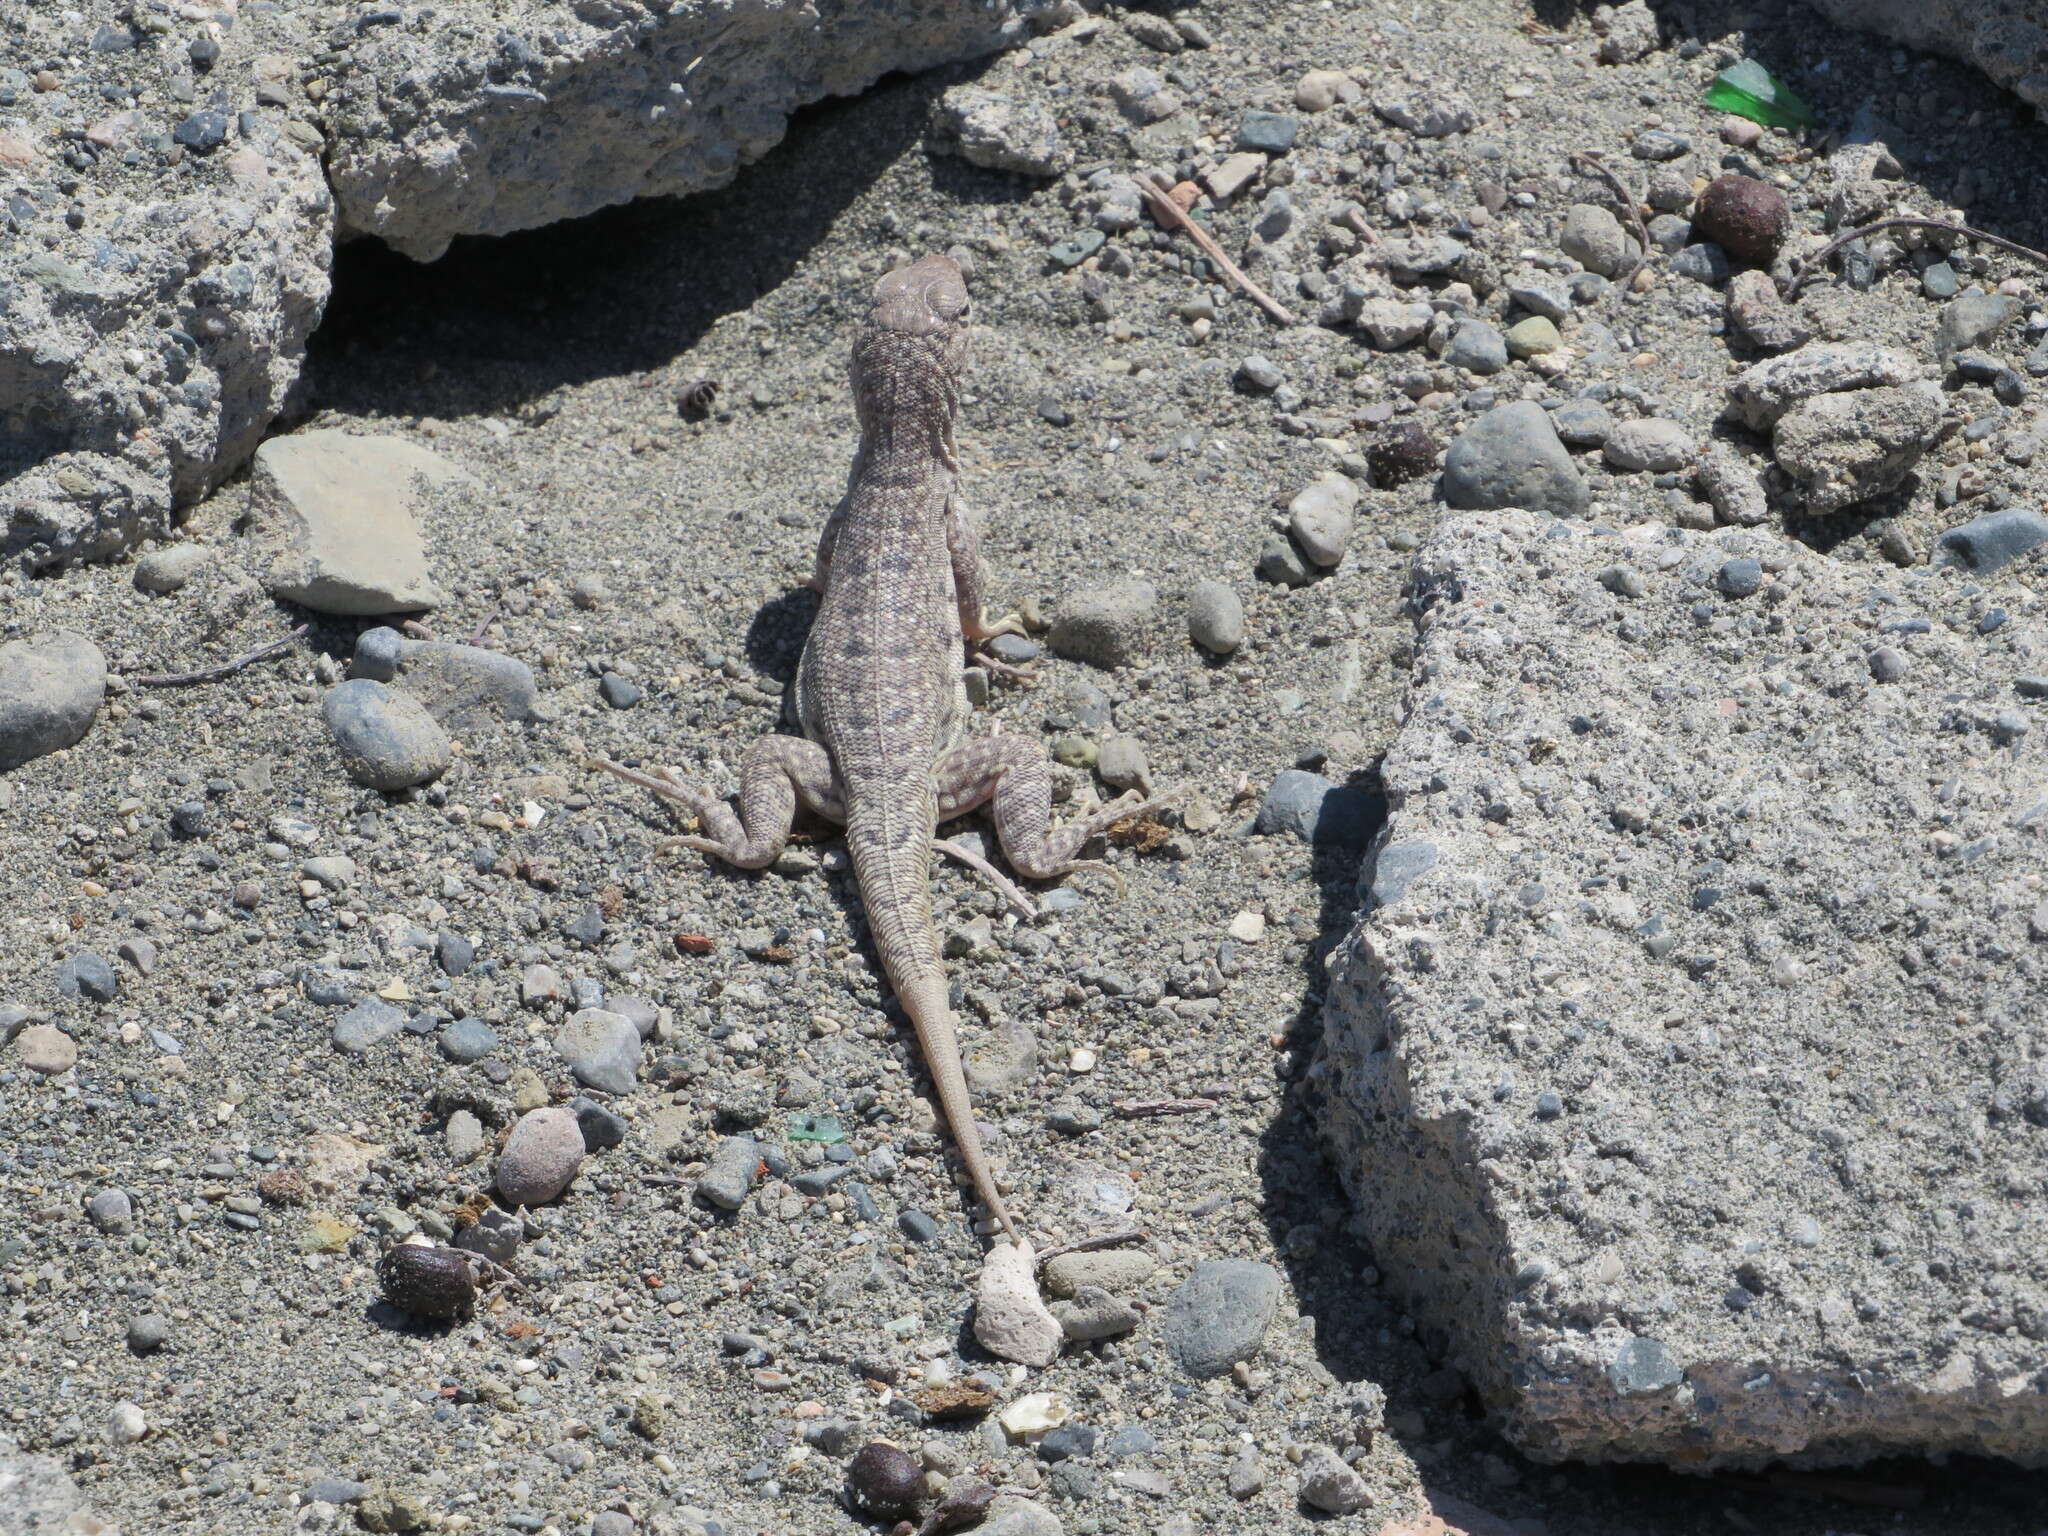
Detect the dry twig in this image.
<box><xmin>1114</xmin><ymin>1096</ymin><xmax>1219</xmax><ymax>1118</ymax></box>
<box><xmin>1569</xmin><ymin>151</ymin><xmax>1650</xmax><ymax>295</ymax></box>
<box><xmin>466</xmin><ymin>602</ymin><xmax>503</xmax><ymax>647</ymax></box>
<box><xmin>1783</xmin><ymin>215</ymin><xmax>2048</xmax><ymax>298</ymax></box>
<box><xmin>1034</xmin><ymin>1227</ymin><xmax>1147</xmax><ymax>1268</ymax></box>
<box><xmin>1138</xmin><ymin>176</ymin><xmax>1297</xmax><ymax>326</ymax></box>
<box><xmin>131</xmin><ymin>624</ymin><xmax>310</xmax><ymax>688</ymax></box>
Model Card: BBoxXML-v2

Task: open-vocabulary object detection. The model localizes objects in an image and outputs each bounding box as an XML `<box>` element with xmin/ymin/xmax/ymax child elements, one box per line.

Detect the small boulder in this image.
<box><xmin>0</xmin><ymin>631</ymin><xmax>106</xmax><ymax>772</ymax></box>
<box><xmin>1441</xmin><ymin>401</ymin><xmax>1589</xmax><ymax>516</ymax></box>
<box><xmin>322</xmin><ymin>680</ymin><xmax>451</xmax><ymax>792</ymax></box>
<box><xmin>496</xmin><ymin>1106</ymin><xmax>586</xmax><ymax>1207</ymax></box>
<box><xmin>1048</xmin><ymin>581</ymin><xmax>1158</xmax><ymax>669</ymax></box>
<box><xmin>974</xmin><ymin>1239</ymin><xmax>1063</xmax><ymax>1367</ymax></box>
<box><xmin>244</xmin><ymin>430</ymin><xmax>466</xmax><ymax>615</ymax></box>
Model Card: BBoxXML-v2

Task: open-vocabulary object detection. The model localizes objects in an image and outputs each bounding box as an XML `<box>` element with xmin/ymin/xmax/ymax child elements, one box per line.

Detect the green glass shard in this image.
<box><xmin>1704</xmin><ymin>58</ymin><xmax>1817</xmax><ymax>131</ymax></box>
<box><xmin>787</xmin><ymin>1113</ymin><xmax>845</xmax><ymax>1143</ymax></box>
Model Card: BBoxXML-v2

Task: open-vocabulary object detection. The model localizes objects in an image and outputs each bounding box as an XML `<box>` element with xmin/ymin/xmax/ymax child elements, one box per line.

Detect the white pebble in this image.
<box><xmin>1068</xmin><ymin>1047</ymin><xmax>1098</xmax><ymax>1073</ymax></box>
<box><xmin>108</xmin><ymin>1401</ymin><xmax>147</xmax><ymax>1443</ymax></box>
<box><xmin>1227</xmin><ymin>910</ymin><xmax>1268</xmax><ymax>942</ymax></box>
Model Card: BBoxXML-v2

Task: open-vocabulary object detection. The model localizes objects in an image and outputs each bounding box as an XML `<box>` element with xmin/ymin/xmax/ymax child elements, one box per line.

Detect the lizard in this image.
<box><xmin>597</xmin><ymin>253</ymin><xmax>1169</xmax><ymax>1243</ymax></box>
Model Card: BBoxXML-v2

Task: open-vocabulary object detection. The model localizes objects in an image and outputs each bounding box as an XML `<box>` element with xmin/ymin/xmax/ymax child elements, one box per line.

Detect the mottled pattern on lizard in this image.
<box><xmin>606</xmin><ymin>254</ymin><xmax>1167</xmax><ymax>1241</ymax></box>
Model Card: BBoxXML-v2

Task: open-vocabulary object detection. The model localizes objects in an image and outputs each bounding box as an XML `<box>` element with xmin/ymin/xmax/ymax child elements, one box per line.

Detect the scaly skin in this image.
<box><xmin>600</xmin><ymin>255</ymin><xmax>1170</xmax><ymax>1243</ymax></box>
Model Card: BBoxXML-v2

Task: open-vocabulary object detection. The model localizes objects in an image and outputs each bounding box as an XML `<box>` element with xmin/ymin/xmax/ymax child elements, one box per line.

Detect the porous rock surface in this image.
<box><xmin>1317</xmin><ymin>510</ymin><xmax>2048</xmax><ymax>1469</ymax></box>
<box><xmin>2</xmin><ymin>0</ymin><xmax>1046</xmax><ymax>568</ymax></box>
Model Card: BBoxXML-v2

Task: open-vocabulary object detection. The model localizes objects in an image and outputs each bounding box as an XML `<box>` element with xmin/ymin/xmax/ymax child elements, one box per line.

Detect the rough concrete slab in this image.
<box><xmin>1803</xmin><ymin>1</ymin><xmax>2048</xmax><ymax>117</ymax></box>
<box><xmin>1316</xmin><ymin>509</ymin><xmax>2048</xmax><ymax>1469</ymax></box>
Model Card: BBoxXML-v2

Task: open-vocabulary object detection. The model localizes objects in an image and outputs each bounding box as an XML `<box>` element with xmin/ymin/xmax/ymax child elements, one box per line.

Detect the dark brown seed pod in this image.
<box><xmin>1366</xmin><ymin>422</ymin><xmax>1440</xmax><ymax>488</ymax></box>
<box><xmin>678</xmin><ymin>378</ymin><xmax>720</xmax><ymax>420</ymax></box>
<box><xmin>377</xmin><ymin>1243</ymin><xmax>476</xmax><ymax>1320</ymax></box>
<box><xmin>845</xmin><ymin>1441</ymin><xmax>923</xmax><ymax>1518</ymax></box>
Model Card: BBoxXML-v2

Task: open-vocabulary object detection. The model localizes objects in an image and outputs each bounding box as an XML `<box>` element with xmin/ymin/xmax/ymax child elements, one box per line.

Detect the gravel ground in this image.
<box><xmin>6</xmin><ymin>1</ymin><xmax>2048</xmax><ymax>1533</ymax></box>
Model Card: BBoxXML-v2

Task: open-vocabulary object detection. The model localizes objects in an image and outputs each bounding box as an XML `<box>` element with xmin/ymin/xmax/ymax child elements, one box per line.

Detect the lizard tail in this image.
<box><xmin>892</xmin><ymin>968</ymin><xmax>1023</xmax><ymax>1245</ymax></box>
<box><xmin>847</xmin><ymin>814</ymin><xmax>1022</xmax><ymax>1243</ymax></box>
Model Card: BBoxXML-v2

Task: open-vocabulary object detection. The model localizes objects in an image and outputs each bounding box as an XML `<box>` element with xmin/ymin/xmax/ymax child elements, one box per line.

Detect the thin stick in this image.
<box><xmin>1114</xmin><ymin>1096</ymin><xmax>1219</xmax><ymax>1118</ymax></box>
<box><xmin>1034</xmin><ymin>1227</ymin><xmax>1146</xmax><ymax>1268</ymax></box>
<box><xmin>1569</xmin><ymin>152</ymin><xmax>1649</xmax><ymax>295</ymax></box>
<box><xmin>466</xmin><ymin>602</ymin><xmax>503</xmax><ymax>647</ymax></box>
<box><xmin>131</xmin><ymin>624</ymin><xmax>310</xmax><ymax>687</ymax></box>
<box><xmin>1138</xmin><ymin>176</ymin><xmax>1297</xmax><ymax>326</ymax></box>
<box><xmin>1783</xmin><ymin>214</ymin><xmax>2048</xmax><ymax>297</ymax></box>
<box><xmin>934</xmin><ymin>837</ymin><xmax>1037</xmax><ymax>919</ymax></box>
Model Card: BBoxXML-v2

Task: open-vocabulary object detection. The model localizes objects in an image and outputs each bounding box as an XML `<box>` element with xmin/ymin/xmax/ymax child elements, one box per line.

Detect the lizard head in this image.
<box><xmin>851</xmin><ymin>253</ymin><xmax>971</xmax><ymax>441</ymax></box>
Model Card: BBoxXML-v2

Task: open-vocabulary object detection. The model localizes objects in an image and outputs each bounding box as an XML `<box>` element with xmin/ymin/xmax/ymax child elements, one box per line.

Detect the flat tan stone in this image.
<box><xmin>245</xmin><ymin>430</ymin><xmax>474</xmax><ymax>615</ymax></box>
<box><xmin>14</xmin><ymin>1025</ymin><xmax>78</xmax><ymax>1075</ymax></box>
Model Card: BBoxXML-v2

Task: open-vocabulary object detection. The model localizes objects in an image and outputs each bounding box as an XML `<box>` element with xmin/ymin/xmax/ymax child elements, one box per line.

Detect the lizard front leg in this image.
<box><xmin>595</xmin><ymin>736</ymin><xmax>842</xmax><ymax>869</ymax></box>
<box><xmin>936</xmin><ymin>736</ymin><xmax>1172</xmax><ymax>890</ymax></box>
<box><xmin>945</xmin><ymin>494</ymin><xmax>1030</xmax><ymax>652</ymax></box>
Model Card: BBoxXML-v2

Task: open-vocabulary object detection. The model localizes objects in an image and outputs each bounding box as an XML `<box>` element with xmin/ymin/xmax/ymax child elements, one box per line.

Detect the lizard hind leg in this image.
<box><xmin>595</xmin><ymin>737</ymin><xmax>842</xmax><ymax>870</ymax></box>
<box><xmin>936</xmin><ymin>737</ymin><xmax>1170</xmax><ymax>891</ymax></box>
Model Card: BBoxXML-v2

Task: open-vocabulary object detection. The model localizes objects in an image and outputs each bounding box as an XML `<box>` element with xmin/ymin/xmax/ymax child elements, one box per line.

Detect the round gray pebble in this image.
<box><xmin>321</xmin><ymin>679</ymin><xmax>450</xmax><ymax>791</ymax></box>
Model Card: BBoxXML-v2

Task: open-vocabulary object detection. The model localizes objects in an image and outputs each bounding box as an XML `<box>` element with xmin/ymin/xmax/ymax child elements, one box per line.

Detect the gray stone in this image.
<box><xmin>1442</xmin><ymin>319</ymin><xmax>1508</xmax><ymax>375</ymax></box>
<box><xmin>0</xmin><ymin>632</ymin><xmax>107</xmax><ymax>773</ymax></box>
<box><xmin>132</xmin><ymin>544</ymin><xmax>212</xmax><ymax>594</ymax></box>
<box><xmin>1363</xmin><ymin>839</ymin><xmax>1439</xmax><ymax>913</ymax></box>
<box><xmin>1050</xmin><ymin>1285</ymin><xmax>1141</xmax><ymax>1341</ymax></box>
<box><xmin>126</xmin><ymin>1314</ymin><xmax>172</xmax><ymax>1354</ymax></box>
<box><xmin>0</xmin><ymin>1435</ymin><xmax>114</xmax><ymax>1534</ymax></box>
<box><xmin>1357</xmin><ymin>298</ymin><xmax>1433</xmax><ymax>350</ymax></box>
<box><xmin>1319</xmin><ymin>508</ymin><xmax>2048</xmax><ymax>1469</ymax></box>
<box><xmin>697</xmin><ymin>1135</ymin><xmax>762</xmax><ymax>1210</ymax></box>
<box><xmin>1378</xmin><ymin>234</ymin><xmax>1468</xmax><ymax>284</ymax></box>
<box><xmin>332</xmin><ymin>998</ymin><xmax>406</xmax><ymax>1055</ymax></box>
<box><xmin>246</xmin><ymin>431</ymin><xmax>470</xmax><ymax>614</ymax></box>
<box><xmin>1645</xmin><ymin>213</ymin><xmax>1692</xmax><ymax>253</ymax></box>
<box><xmin>1163</xmin><ymin>1260</ymin><xmax>1282</xmax><ymax>1377</ymax></box>
<box><xmin>1442</xmin><ymin>401</ymin><xmax>1590</xmax><ymax>517</ymax></box>
<box><xmin>496</xmin><ymin>1106</ymin><xmax>586</xmax><ymax>1207</ymax></box>
<box><xmin>1771</xmin><ymin>384</ymin><xmax>1943</xmax><ymax>514</ymax></box>
<box><xmin>438</xmin><ymin>1017</ymin><xmax>498</xmax><ymax>1064</ymax></box>
<box><xmin>1670</xmin><ymin>243</ymin><xmax>1732</xmax><ymax>285</ymax></box>
<box><xmin>1602</xmin><ymin>419</ymin><xmax>1696</xmax><ymax>473</ymax></box>
<box><xmin>1696</xmin><ymin>445</ymin><xmax>1770</xmax><ymax>526</ymax></box>
<box><xmin>1933</xmin><ymin>508</ymin><xmax>2048</xmax><ymax>574</ymax></box>
<box><xmin>1560</xmin><ymin>203</ymin><xmax>1635</xmax><ymax>279</ymax></box>
<box><xmin>571</xmin><ymin>1097</ymin><xmax>629</xmax><ymax>1152</ymax></box>
<box><xmin>350</xmin><ymin>627</ymin><xmax>538</xmax><ymax>728</ymax></box>
<box><xmin>1726</xmin><ymin>344</ymin><xmax>1922</xmax><ymax>431</ymax></box>
<box><xmin>1287</xmin><ymin>473</ymin><xmax>1359</xmax><ymax>567</ymax></box>
<box><xmin>1186</xmin><ymin>580</ymin><xmax>1245</xmax><ymax>655</ymax></box>
<box><xmin>1256</xmin><ymin>770</ymin><xmax>1375</xmax><ymax>848</ymax></box>
<box><xmin>554</xmin><ymin>1009</ymin><xmax>641</xmax><ymax>1095</ymax></box>
<box><xmin>979</xmin><ymin>1496</ymin><xmax>1064</xmax><ymax>1536</ymax></box>
<box><xmin>1547</xmin><ymin>399</ymin><xmax>1614</xmax><ymax>448</ymax></box>
<box><xmin>1048</xmin><ymin>581</ymin><xmax>1158</xmax><ymax>669</ymax></box>
<box><xmin>57</xmin><ymin>951</ymin><xmax>117</xmax><ymax>1004</ymax></box>
<box><xmin>1257</xmin><ymin>535</ymin><xmax>1314</xmax><ymax>589</ymax></box>
<box><xmin>1935</xmin><ymin>291</ymin><xmax>2022</xmax><ymax>361</ymax></box>
<box><xmin>1507</xmin><ymin>273</ymin><xmax>1573</xmax><ymax>322</ymax></box>
<box><xmin>87</xmin><ymin>1188</ymin><xmax>133</xmax><ymax>1235</ymax></box>
<box><xmin>1235</xmin><ymin>110</ymin><xmax>1298</xmax><ymax>153</ymax></box>
<box><xmin>445</xmin><ymin>1110</ymin><xmax>485</xmax><ymax>1165</ymax></box>
<box><xmin>1296</xmin><ymin>1447</ymin><xmax>1373</xmax><ymax>1514</ymax></box>
<box><xmin>322</xmin><ymin>680</ymin><xmax>452</xmax><ymax>792</ymax></box>
<box><xmin>1371</xmin><ymin>88</ymin><xmax>1478</xmax><ymax>137</ymax></box>
<box><xmin>1725</xmin><ymin>269</ymin><xmax>1814</xmax><ymax>353</ymax></box>
<box><xmin>932</xmin><ymin>86</ymin><xmax>1069</xmax><ymax>177</ymax></box>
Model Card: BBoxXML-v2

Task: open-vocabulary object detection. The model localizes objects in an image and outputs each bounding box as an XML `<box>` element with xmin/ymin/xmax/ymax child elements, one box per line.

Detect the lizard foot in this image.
<box><xmin>1056</xmin><ymin>859</ymin><xmax>1128</xmax><ymax>898</ymax></box>
<box><xmin>963</xmin><ymin>610</ymin><xmax>1030</xmax><ymax>643</ymax></box>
